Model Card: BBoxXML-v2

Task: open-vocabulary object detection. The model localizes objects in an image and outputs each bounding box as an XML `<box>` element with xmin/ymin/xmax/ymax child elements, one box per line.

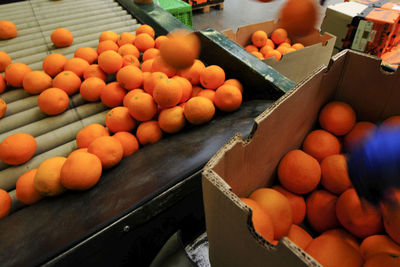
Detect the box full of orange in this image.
<box><xmin>202</xmin><ymin>49</ymin><xmax>400</xmax><ymax>267</ymax></box>
<box><xmin>222</xmin><ymin>20</ymin><xmax>336</xmax><ymax>84</ymax></box>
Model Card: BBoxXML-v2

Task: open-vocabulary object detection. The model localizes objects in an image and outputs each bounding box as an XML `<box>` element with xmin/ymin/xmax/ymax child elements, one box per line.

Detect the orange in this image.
<box><xmin>100</xmin><ymin>81</ymin><xmax>126</xmax><ymax>107</ymax></box>
<box><xmin>83</xmin><ymin>64</ymin><xmax>107</xmax><ymax>81</ymax></box>
<box><xmin>52</xmin><ymin>71</ymin><xmax>81</xmax><ymax>95</ymax></box>
<box><xmin>116</xmin><ymin>65</ymin><xmax>143</xmax><ymax>90</ymax></box>
<box><xmin>0</xmin><ymin>75</ymin><xmax>5</xmax><ymax>94</ymax></box>
<box><xmin>151</xmin><ymin>56</ymin><xmax>176</xmax><ymax>78</ymax></box>
<box><xmin>87</xmin><ymin>136</ymin><xmax>124</xmax><ymax>169</ymax></box>
<box><xmin>282</xmin><ymin>47</ymin><xmax>296</xmax><ymax>54</ymax></box>
<box><xmin>60</xmin><ymin>151</ymin><xmax>102</xmax><ymax>190</ymax></box>
<box><xmin>364</xmin><ymin>253</ymin><xmax>400</xmax><ymax>267</ymax></box>
<box><xmin>0</xmin><ymin>98</ymin><xmax>6</xmax><ymax>119</ymax></box>
<box><xmin>99</xmin><ymin>31</ymin><xmax>119</xmax><ymax>43</ymax></box>
<box><xmin>305</xmin><ymin>234</ymin><xmax>363</xmax><ymax>267</ymax></box>
<box><xmin>4</xmin><ymin>62</ymin><xmax>32</xmax><ymax>88</ymax></box>
<box><xmin>153</xmin><ymin>78</ymin><xmax>182</xmax><ymax>108</ymax></box>
<box><xmin>136</xmin><ymin>24</ymin><xmax>155</xmax><ymax>38</ymax></box>
<box><xmin>306</xmin><ymin>189</ymin><xmax>340</xmax><ymax>233</ymax></box>
<box><xmin>117</xmin><ymin>32</ymin><xmax>136</xmax><ymax>46</ymax></box>
<box><xmin>136</xmin><ymin>121</ymin><xmax>163</xmax><ymax>145</ymax></box>
<box><xmin>97</xmin><ymin>40</ymin><xmax>119</xmax><ymax>54</ymax></box>
<box><xmin>319</xmin><ymin>101</ymin><xmax>357</xmax><ymax>136</ymax></box>
<box><xmin>16</xmin><ymin>169</ymin><xmax>43</xmax><ymax>205</ymax></box>
<box><xmin>343</xmin><ymin>121</ymin><xmax>376</xmax><ymax>151</ymax></box>
<box><xmin>302</xmin><ymin>129</ymin><xmax>342</xmax><ymax>162</ymax></box>
<box><xmin>322</xmin><ymin>228</ymin><xmax>361</xmax><ymax>252</ymax></box>
<box><xmin>200</xmin><ymin>65</ymin><xmax>225</xmax><ymax>90</ymax></box>
<box><xmin>249</xmin><ymin>187</ymin><xmax>293</xmax><ymax>240</ymax></box>
<box><xmin>241</xmin><ymin>197</ymin><xmax>275</xmax><ymax>242</ymax></box>
<box><xmin>118</xmin><ymin>44</ymin><xmax>140</xmax><ymax>58</ymax></box>
<box><xmin>134</xmin><ymin>33</ymin><xmax>155</xmax><ymax>52</ymax></box>
<box><xmin>144</xmin><ymin>71</ymin><xmax>168</xmax><ymax>96</ymax></box>
<box><xmin>245</xmin><ymin>45</ymin><xmax>259</xmax><ymax>53</ymax></box>
<box><xmin>0</xmin><ymin>51</ymin><xmax>12</xmax><ymax>72</ymax></box>
<box><xmin>112</xmin><ymin>131</ymin><xmax>139</xmax><ymax>157</ymax></box>
<box><xmin>177</xmin><ymin>59</ymin><xmax>205</xmax><ymax>85</ymax></box>
<box><xmin>122</xmin><ymin>54</ymin><xmax>140</xmax><ymax>68</ymax></box>
<box><xmin>272</xmin><ymin>185</ymin><xmax>306</xmax><ymax>225</ymax></box>
<box><xmin>33</xmin><ymin>157</ymin><xmax>67</xmax><ymax>196</ymax></box>
<box><xmin>264</xmin><ymin>38</ymin><xmax>275</xmax><ymax>49</ymax></box>
<box><xmin>292</xmin><ymin>43</ymin><xmax>305</xmax><ymax>50</ymax></box>
<box><xmin>278</xmin><ymin>0</ymin><xmax>318</xmax><ymax>37</ymax></box>
<box><xmin>0</xmin><ymin>133</ymin><xmax>36</xmax><ymax>165</ymax></box>
<box><xmin>224</xmin><ymin>78</ymin><xmax>243</xmax><ymax>93</ymax></box>
<box><xmin>380</xmin><ymin>189</ymin><xmax>400</xmax><ymax>245</ymax></box>
<box><xmin>197</xmin><ymin>89</ymin><xmax>216</xmax><ymax>103</ymax></box>
<box><xmin>38</xmin><ymin>88</ymin><xmax>69</xmax><ymax>115</ymax></box>
<box><xmin>361</xmin><ymin>235</ymin><xmax>400</xmax><ymax>260</ymax></box>
<box><xmin>155</xmin><ymin>35</ymin><xmax>168</xmax><ymax>49</ymax></box>
<box><xmin>381</xmin><ymin>115</ymin><xmax>400</xmax><ymax>127</ymax></box>
<box><xmin>0</xmin><ymin>189</ymin><xmax>11</xmax><ymax>219</ymax></box>
<box><xmin>63</xmin><ymin>57</ymin><xmax>89</xmax><ymax>78</ymax></box>
<box><xmin>251</xmin><ymin>30</ymin><xmax>268</xmax><ymax>47</ymax></box>
<box><xmin>191</xmin><ymin>85</ymin><xmax>203</xmax><ymax>97</ymax></box>
<box><xmin>69</xmin><ymin>148</ymin><xmax>88</xmax><ymax>157</ymax></box>
<box><xmin>270</xmin><ymin>28</ymin><xmax>288</xmax><ymax>45</ymax></box>
<box><xmin>260</xmin><ymin>45</ymin><xmax>273</xmax><ymax>57</ymax></box>
<box><xmin>276</xmin><ymin>44</ymin><xmax>290</xmax><ymax>55</ymax></box>
<box><xmin>183</xmin><ymin>96</ymin><xmax>215</xmax><ymax>125</ymax></box>
<box><xmin>79</xmin><ymin>77</ymin><xmax>106</xmax><ymax>102</ymax></box>
<box><xmin>172</xmin><ymin>76</ymin><xmax>192</xmax><ymax>103</ymax></box>
<box><xmin>251</xmin><ymin>51</ymin><xmax>264</xmax><ymax>59</ymax></box>
<box><xmin>336</xmin><ymin>188</ymin><xmax>383</xmax><ymax>238</ymax></box>
<box><xmin>98</xmin><ymin>50</ymin><xmax>123</xmax><ymax>74</ymax></box>
<box><xmin>123</xmin><ymin>88</ymin><xmax>144</xmax><ymax>107</ymax></box>
<box><xmin>142</xmin><ymin>48</ymin><xmax>160</xmax><ymax>62</ymax></box>
<box><xmin>42</xmin><ymin>53</ymin><xmax>67</xmax><ymax>77</ymax></box>
<box><xmin>286</xmin><ymin>224</ymin><xmax>313</xmax><ymax>250</ymax></box>
<box><xmin>320</xmin><ymin>154</ymin><xmax>352</xmax><ymax>195</ymax></box>
<box><xmin>263</xmin><ymin>49</ymin><xmax>282</xmax><ymax>60</ymax></box>
<box><xmin>158</xmin><ymin>106</ymin><xmax>186</xmax><ymax>134</ymax></box>
<box><xmin>277</xmin><ymin>149</ymin><xmax>321</xmax><ymax>194</ymax></box>
<box><xmin>76</xmin><ymin>123</ymin><xmax>110</xmax><ymax>148</ymax></box>
<box><xmin>141</xmin><ymin>58</ymin><xmax>154</xmax><ymax>72</ymax></box>
<box><xmin>160</xmin><ymin>30</ymin><xmax>200</xmax><ymax>69</ymax></box>
<box><xmin>0</xmin><ymin>20</ymin><xmax>17</xmax><ymax>39</ymax></box>
<box><xmin>214</xmin><ymin>84</ymin><xmax>242</xmax><ymax>112</ymax></box>
<box><xmin>22</xmin><ymin>70</ymin><xmax>52</xmax><ymax>95</ymax></box>
<box><xmin>51</xmin><ymin>28</ymin><xmax>73</xmax><ymax>47</ymax></box>
<box><xmin>127</xmin><ymin>92</ymin><xmax>157</xmax><ymax>121</ymax></box>
<box><xmin>105</xmin><ymin>106</ymin><xmax>136</xmax><ymax>133</ymax></box>
<box><xmin>74</xmin><ymin>47</ymin><xmax>98</xmax><ymax>64</ymax></box>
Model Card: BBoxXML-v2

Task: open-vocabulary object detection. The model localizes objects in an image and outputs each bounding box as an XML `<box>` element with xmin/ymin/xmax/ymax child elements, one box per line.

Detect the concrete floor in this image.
<box><xmin>192</xmin><ymin>0</ymin><xmax>343</xmax><ymax>32</ymax></box>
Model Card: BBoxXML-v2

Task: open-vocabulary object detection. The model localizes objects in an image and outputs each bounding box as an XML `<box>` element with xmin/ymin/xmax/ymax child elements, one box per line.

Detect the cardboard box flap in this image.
<box><xmin>221</xmin><ymin>29</ymin><xmax>236</xmax><ymax>42</ymax></box>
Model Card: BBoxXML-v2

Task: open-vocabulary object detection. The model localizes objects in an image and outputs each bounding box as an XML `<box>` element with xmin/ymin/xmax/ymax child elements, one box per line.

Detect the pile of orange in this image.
<box><xmin>242</xmin><ymin>100</ymin><xmax>400</xmax><ymax>267</ymax></box>
<box><xmin>0</xmin><ymin>24</ymin><xmax>245</xmax><ymax>219</ymax></box>
<box><xmin>244</xmin><ymin>28</ymin><xmax>305</xmax><ymax>61</ymax></box>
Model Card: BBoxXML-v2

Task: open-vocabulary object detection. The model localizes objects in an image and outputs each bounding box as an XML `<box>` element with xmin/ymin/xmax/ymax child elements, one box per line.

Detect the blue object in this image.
<box><xmin>347</xmin><ymin>126</ymin><xmax>400</xmax><ymax>204</ymax></box>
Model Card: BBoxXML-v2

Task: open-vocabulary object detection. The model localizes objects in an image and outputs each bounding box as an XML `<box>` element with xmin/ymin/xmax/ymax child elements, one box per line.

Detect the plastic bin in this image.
<box><xmin>158</xmin><ymin>0</ymin><xmax>193</xmax><ymax>29</ymax></box>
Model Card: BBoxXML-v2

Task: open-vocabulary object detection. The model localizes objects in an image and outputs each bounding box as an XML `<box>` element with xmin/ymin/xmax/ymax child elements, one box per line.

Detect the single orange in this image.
<box><xmin>97</xmin><ymin>40</ymin><xmax>119</xmax><ymax>54</ymax></box>
<box><xmin>136</xmin><ymin>120</ymin><xmax>163</xmax><ymax>145</ymax></box>
<box><xmin>42</xmin><ymin>53</ymin><xmax>67</xmax><ymax>77</ymax></box>
<box><xmin>60</xmin><ymin>151</ymin><xmax>102</xmax><ymax>190</ymax></box>
<box><xmin>224</xmin><ymin>78</ymin><xmax>243</xmax><ymax>93</ymax></box>
<box><xmin>286</xmin><ymin>224</ymin><xmax>313</xmax><ymax>250</ymax></box>
<box><xmin>141</xmin><ymin>58</ymin><xmax>154</xmax><ymax>72</ymax></box>
<box><xmin>155</xmin><ymin>35</ymin><xmax>168</xmax><ymax>49</ymax></box>
<box><xmin>38</xmin><ymin>87</ymin><xmax>69</xmax><ymax>115</ymax></box>
<box><xmin>16</xmin><ymin>169</ymin><xmax>43</xmax><ymax>205</ymax></box>
<box><xmin>200</xmin><ymin>65</ymin><xmax>225</xmax><ymax>90</ymax></box>
<box><xmin>127</xmin><ymin>92</ymin><xmax>157</xmax><ymax>121</ymax></box>
<box><xmin>74</xmin><ymin>47</ymin><xmax>98</xmax><ymax>64</ymax></box>
<box><xmin>272</xmin><ymin>185</ymin><xmax>306</xmax><ymax>225</ymax></box>
<box><xmin>122</xmin><ymin>54</ymin><xmax>140</xmax><ymax>68</ymax></box>
<box><xmin>116</xmin><ymin>65</ymin><xmax>143</xmax><ymax>90</ymax></box>
<box><xmin>320</xmin><ymin>154</ymin><xmax>352</xmax><ymax>195</ymax></box>
<box><xmin>99</xmin><ymin>31</ymin><xmax>119</xmax><ymax>43</ymax></box>
<box><xmin>177</xmin><ymin>59</ymin><xmax>205</xmax><ymax>85</ymax></box>
<box><xmin>197</xmin><ymin>89</ymin><xmax>216</xmax><ymax>103</ymax></box>
<box><xmin>0</xmin><ymin>20</ymin><xmax>17</xmax><ymax>39</ymax></box>
<box><xmin>134</xmin><ymin>33</ymin><xmax>155</xmax><ymax>52</ymax></box>
<box><xmin>158</xmin><ymin>106</ymin><xmax>186</xmax><ymax>134</ymax></box>
<box><xmin>172</xmin><ymin>76</ymin><xmax>192</xmax><ymax>103</ymax></box>
<box><xmin>51</xmin><ymin>28</ymin><xmax>73</xmax><ymax>47</ymax></box>
<box><xmin>343</xmin><ymin>121</ymin><xmax>376</xmax><ymax>151</ymax></box>
<box><xmin>112</xmin><ymin>131</ymin><xmax>139</xmax><ymax>157</ymax></box>
<box><xmin>292</xmin><ymin>43</ymin><xmax>305</xmax><ymax>50</ymax></box>
<box><xmin>191</xmin><ymin>85</ymin><xmax>203</xmax><ymax>98</ymax></box>
<box><xmin>83</xmin><ymin>64</ymin><xmax>107</xmax><ymax>81</ymax></box>
<box><xmin>319</xmin><ymin>101</ymin><xmax>357</xmax><ymax>136</ymax></box>
<box><xmin>142</xmin><ymin>48</ymin><xmax>160</xmax><ymax>62</ymax></box>
<box><xmin>322</xmin><ymin>228</ymin><xmax>361</xmax><ymax>252</ymax></box>
<box><xmin>0</xmin><ymin>51</ymin><xmax>12</xmax><ymax>72</ymax></box>
<box><xmin>270</xmin><ymin>28</ymin><xmax>288</xmax><ymax>45</ymax></box>
<box><xmin>123</xmin><ymin>88</ymin><xmax>144</xmax><ymax>107</ymax></box>
<box><xmin>100</xmin><ymin>81</ymin><xmax>126</xmax><ymax>107</ymax></box>
<box><xmin>302</xmin><ymin>129</ymin><xmax>342</xmax><ymax>162</ymax></box>
<box><xmin>183</xmin><ymin>96</ymin><xmax>215</xmax><ymax>125</ymax></box>
<box><xmin>105</xmin><ymin>106</ymin><xmax>136</xmax><ymax>133</ymax></box>
<box><xmin>364</xmin><ymin>253</ymin><xmax>400</xmax><ymax>267</ymax></box>
<box><xmin>0</xmin><ymin>133</ymin><xmax>36</xmax><ymax>165</ymax></box>
<box><xmin>380</xmin><ymin>189</ymin><xmax>400</xmax><ymax>245</ymax></box>
<box><xmin>117</xmin><ymin>32</ymin><xmax>136</xmax><ymax>46</ymax></box>
<box><xmin>4</xmin><ymin>62</ymin><xmax>32</xmax><ymax>88</ymax></box>
<box><xmin>33</xmin><ymin>157</ymin><xmax>67</xmax><ymax>196</ymax></box>
<box><xmin>136</xmin><ymin>24</ymin><xmax>155</xmax><ymax>38</ymax></box>
<box><xmin>151</xmin><ymin>56</ymin><xmax>176</xmax><ymax>78</ymax></box>
<box><xmin>251</xmin><ymin>30</ymin><xmax>268</xmax><ymax>47</ymax></box>
<box><xmin>214</xmin><ymin>84</ymin><xmax>242</xmax><ymax>112</ymax></box>
<box><xmin>118</xmin><ymin>43</ymin><xmax>140</xmax><ymax>58</ymax></box>
<box><xmin>277</xmin><ymin>149</ymin><xmax>321</xmax><ymax>194</ymax></box>
<box><xmin>22</xmin><ymin>70</ymin><xmax>52</xmax><ymax>94</ymax></box>
<box><xmin>251</xmin><ymin>51</ymin><xmax>264</xmax><ymax>59</ymax></box>
<box><xmin>52</xmin><ymin>71</ymin><xmax>81</xmax><ymax>95</ymax></box>
<box><xmin>245</xmin><ymin>45</ymin><xmax>259</xmax><ymax>53</ymax></box>
<box><xmin>153</xmin><ymin>78</ymin><xmax>182</xmax><ymax>108</ymax></box>
<box><xmin>63</xmin><ymin>57</ymin><xmax>89</xmax><ymax>78</ymax></box>
<box><xmin>87</xmin><ymin>136</ymin><xmax>124</xmax><ymax>169</ymax></box>
<box><xmin>0</xmin><ymin>189</ymin><xmax>11</xmax><ymax>219</ymax></box>
<box><xmin>263</xmin><ymin>49</ymin><xmax>282</xmax><ymax>60</ymax></box>
<box><xmin>76</xmin><ymin>123</ymin><xmax>110</xmax><ymax>148</ymax></box>
<box><xmin>361</xmin><ymin>235</ymin><xmax>400</xmax><ymax>260</ymax></box>
<box><xmin>98</xmin><ymin>50</ymin><xmax>123</xmax><ymax>74</ymax></box>
<box><xmin>260</xmin><ymin>45</ymin><xmax>273</xmax><ymax>57</ymax></box>
<box><xmin>144</xmin><ymin>71</ymin><xmax>168</xmax><ymax>96</ymax></box>
<box><xmin>381</xmin><ymin>115</ymin><xmax>400</xmax><ymax>127</ymax></box>
<box><xmin>79</xmin><ymin>77</ymin><xmax>106</xmax><ymax>102</ymax></box>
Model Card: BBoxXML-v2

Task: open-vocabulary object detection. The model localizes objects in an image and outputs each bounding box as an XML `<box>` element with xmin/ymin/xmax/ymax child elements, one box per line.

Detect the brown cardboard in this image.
<box><xmin>222</xmin><ymin>20</ymin><xmax>336</xmax><ymax>84</ymax></box>
<box><xmin>202</xmin><ymin>49</ymin><xmax>400</xmax><ymax>267</ymax></box>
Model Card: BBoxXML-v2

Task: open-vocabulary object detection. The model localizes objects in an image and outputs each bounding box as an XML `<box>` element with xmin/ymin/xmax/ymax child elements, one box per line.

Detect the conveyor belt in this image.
<box><xmin>0</xmin><ymin>0</ymin><xmax>141</xmax><ymax>213</ymax></box>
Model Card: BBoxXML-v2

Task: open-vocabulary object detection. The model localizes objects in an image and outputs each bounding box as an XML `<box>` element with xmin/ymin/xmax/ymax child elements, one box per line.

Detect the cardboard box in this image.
<box><xmin>321</xmin><ymin>2</ymin><xmax>400</xmax><ymax>56</ymax></box>
<box><xmin>222</xmin><ymin>20</ymin><xmax>336</xmax><ymax>84</ymax></box>
<box><xmin>202</xmin><ymin>49</ymin><xmax>400</xmax><ymax>267</ymax></box>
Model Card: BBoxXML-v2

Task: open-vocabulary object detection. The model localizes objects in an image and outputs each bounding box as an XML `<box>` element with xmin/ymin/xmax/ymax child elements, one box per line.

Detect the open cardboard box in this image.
<box><xmin>202</xmin><ymin>49</ymin><xmax>400</xmax><ymax>267</ymax></box>
<box><xmin>222</xmin><ymin>20</ymin><xmax>336</xmax><ymax>84</ymax></box>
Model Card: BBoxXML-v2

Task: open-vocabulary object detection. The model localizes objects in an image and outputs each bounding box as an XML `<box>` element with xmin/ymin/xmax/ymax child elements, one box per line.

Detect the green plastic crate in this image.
<box><xmin>158</xmin><ymin>0</ymin><xmax>193</xmax><ymax>29</ymax></box>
